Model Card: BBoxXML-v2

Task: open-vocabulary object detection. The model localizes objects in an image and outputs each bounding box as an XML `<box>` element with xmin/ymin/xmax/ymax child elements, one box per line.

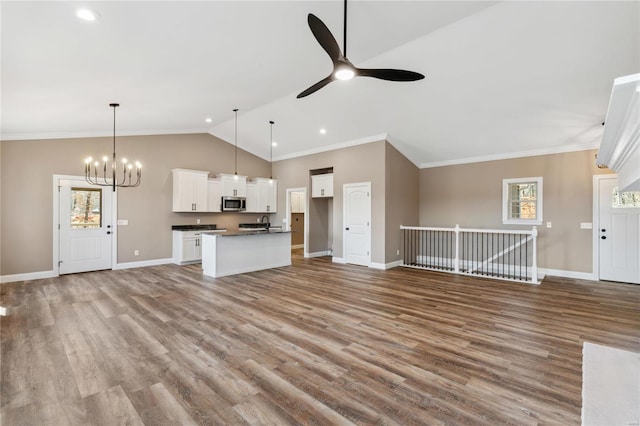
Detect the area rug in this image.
<box><xmin>582</xmin><ymin>342</ymin><xmax>640</xmax><ymax>426</ymax></box>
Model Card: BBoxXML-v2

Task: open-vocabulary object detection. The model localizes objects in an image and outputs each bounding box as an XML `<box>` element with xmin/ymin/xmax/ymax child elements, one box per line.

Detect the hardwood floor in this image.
<box><xmin>1</xmin><ymin>251</ymin><xmax>639</xmax><ymax>425</ymax></box>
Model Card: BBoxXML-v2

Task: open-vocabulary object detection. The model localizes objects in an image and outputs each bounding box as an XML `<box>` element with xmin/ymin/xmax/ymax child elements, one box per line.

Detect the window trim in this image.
<box><xmin>502</xmin><ymin>177</ymin><xmax>543</xmax><ymax>225</ymax></box>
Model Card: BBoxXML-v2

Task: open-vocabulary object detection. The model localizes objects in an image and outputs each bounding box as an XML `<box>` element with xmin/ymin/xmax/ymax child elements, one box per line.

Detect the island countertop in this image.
<box><xmin>204</xmin><ymin>229</ymin><xmax>290</xmax><ymax>237</ymax></box>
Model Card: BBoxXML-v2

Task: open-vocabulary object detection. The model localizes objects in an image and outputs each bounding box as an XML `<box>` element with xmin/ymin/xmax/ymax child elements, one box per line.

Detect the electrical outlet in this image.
<box><xmin>134</xmin><ymin>250</ymin><xmax>139</xmax><ymax>256</ymax></box>
<box><xmin>196</xmin><ymin>218</ymin><xmax>201</xmax><ymax>224</ymax></box>
<box><xmin>396</xmin><ymin>249</ymin><xmax>400</xmax><ymax>256</ymax></box>
<box><xmin>546</xmin><ymin>222</ymin><xmax>552</xmax><ymax>228</ymax></box>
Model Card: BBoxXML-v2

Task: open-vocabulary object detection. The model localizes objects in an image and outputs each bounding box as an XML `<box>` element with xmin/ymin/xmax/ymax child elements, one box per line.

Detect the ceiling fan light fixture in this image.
<box><xmin>76</xmin><ymin>9</ymin><xmax>100</xmax><ymax>21</ymax></box>
<box><xmin>335</xmin><ymin>66</ymin><xmax>355</xmax><ymax>81</ymax></box>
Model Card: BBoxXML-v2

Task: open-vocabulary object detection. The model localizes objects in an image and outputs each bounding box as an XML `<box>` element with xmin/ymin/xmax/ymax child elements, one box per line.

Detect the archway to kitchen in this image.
<box><xmin>286</xmin><ymin>187</ymin><xmax>307</xmax><ymax>255</ymax></box>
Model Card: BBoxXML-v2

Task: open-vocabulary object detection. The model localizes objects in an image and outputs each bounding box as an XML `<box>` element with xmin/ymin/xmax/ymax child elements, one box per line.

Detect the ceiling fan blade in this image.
<box><xmin>307</xmin><ymin>14</ymin><xmax>342</xmax><ymax>64</ymax></box>
<box><xmin>296</xmin><ymin>75</ymin><xmax>335</xmax><ymax>98</ymax></box>
<box><xmin>357</xmin><ymin>68</ymin><xmax>425</xmax><ymax>82</ymax></box>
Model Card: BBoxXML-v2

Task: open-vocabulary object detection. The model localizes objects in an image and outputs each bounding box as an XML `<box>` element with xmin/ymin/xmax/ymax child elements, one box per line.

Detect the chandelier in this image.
<box><xmin>84</xmin><ymin>103</ymin><xmax>141</xmax><ymax>191</ymax></box>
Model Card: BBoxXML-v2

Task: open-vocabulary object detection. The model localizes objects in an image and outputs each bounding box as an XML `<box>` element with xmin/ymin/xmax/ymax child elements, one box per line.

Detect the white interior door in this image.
<box><xmin>344</xmin><ymin>183</ymin><xmax>371</xmax><ymax>266</ymax></box>
<box><xmin>59</xmin><ymin>179</ymin><xmax>113</xmax><ymax>274</ymax></box>
<box><xmin>598</xmin><ymin>176</ymin><xmax>640</xmax><ymax>284</ymax></box>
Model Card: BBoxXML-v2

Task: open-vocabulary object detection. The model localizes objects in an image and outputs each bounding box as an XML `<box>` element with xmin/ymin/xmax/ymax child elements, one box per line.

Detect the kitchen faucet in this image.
<box><xmin>261</xmin><ymin>215</ymin><xmax>269</xmax><ymax>224</ymax></box>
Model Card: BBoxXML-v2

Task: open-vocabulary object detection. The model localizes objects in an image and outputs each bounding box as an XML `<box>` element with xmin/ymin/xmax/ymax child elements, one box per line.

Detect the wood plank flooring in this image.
<box><xmin>1</xmin><ymin>251</ymin><xmax>639</xmax><ymax>425</ymax></box>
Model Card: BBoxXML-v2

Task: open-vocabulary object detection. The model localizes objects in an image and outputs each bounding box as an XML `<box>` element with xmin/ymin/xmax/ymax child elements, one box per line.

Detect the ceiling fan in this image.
<box><xmin>297</xmin><ymin>0</ymin><xmax>425</xmax><ymax>99</ymax></box>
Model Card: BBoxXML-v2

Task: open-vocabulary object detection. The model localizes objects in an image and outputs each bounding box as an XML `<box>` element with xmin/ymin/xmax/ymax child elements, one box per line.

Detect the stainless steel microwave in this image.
<box><xmin>222</xmin><ymin>196</ymin><xmax>246</xmax><ymax>212</ymax></box>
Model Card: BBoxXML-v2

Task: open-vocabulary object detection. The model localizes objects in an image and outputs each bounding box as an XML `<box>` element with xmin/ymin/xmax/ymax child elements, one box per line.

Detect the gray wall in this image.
<box><xmin>1</xmin><ymin>133</ymin><xmax>271</xmax><ymax>275</ymax></box>
<box><xmin>385</xmin><ymin>143</ymin><xmax>419</xmax><ymax>263</ymax></box>
<box><xmin>2</xmin><ymin>132</ymin><xmax>607</xmax><ymax>276</ymax></box>
<box><xmin>273</xmin><ymin>141</ymin><xmax>387</xmax><ymax>263</ymax></box>
<box><xmin>419</xmin><ymin>149</ymin><xmax>613</xmax><ymax>272</ymax></box>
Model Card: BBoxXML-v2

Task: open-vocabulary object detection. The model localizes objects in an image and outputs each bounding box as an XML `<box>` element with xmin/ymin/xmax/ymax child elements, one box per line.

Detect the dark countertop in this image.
<box><xmin>203</xmin><ymin>229</ymin><xmax>290</xmax><ymax>237</ymax></box>
<box><xmin>172</xmin><ymin>224</ymin><xmax>221</xmax><ymax>231</ymax></box>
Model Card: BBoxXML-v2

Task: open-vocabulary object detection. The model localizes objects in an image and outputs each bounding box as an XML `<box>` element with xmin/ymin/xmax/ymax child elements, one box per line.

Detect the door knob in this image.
<box><xmin>107</xmin><ymin>225</ymin><xmax>111</xmax><ymax>228</ymax></box>
<box><xmin>107</xmin><ymin>231</ymin><xmax>111</xmax><ymax>235</ymax></box>
<box><xmin>601</xmin><ymin>236</ymin><xmax>606</xmax><ymax>239</ymax></box>
<box><xmin>345</xmin><ymin>227</ymin><xmax>350</xmax><ymax>230</ymax></box>
<box><xmin>601</xmin><ymin>229</ymin><xmax>606</xmax><ymax>232</ymax></box>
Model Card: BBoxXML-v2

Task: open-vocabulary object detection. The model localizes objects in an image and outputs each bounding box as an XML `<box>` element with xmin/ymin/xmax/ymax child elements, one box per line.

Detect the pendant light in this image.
<box><xmin>84</xmin><ymin>103</ymin><xmax>141</xmax><ymax>192</ymax></box>
<box><xmin>233</xmin><ymin>108</ymin><xmax>239</xmax><ymax>179</ymax></box>
<box><xmin>269</xmin><ymin>120</ymin><xmax>275</xmax><ymax>181</ymax></box>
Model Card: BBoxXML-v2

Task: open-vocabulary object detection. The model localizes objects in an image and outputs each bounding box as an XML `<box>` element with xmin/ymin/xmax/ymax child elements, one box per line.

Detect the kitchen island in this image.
<box><xmin>201</xmin><ymin>230</ymin><xmax>291</xmax><ymax>278</ymax></box>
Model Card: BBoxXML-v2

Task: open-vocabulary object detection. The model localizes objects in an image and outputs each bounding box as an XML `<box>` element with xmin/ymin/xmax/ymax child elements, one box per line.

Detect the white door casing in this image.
<box><xmin>343</xmin><ymin>182</ymin><xmax>371</xmax><ymax>266</ymax></box>
<box><xmin>596</xmin><ymin>176</ymin><xmax>640</xmax><ymax>284</ymax></box>
<box><xmin>58</xmin><ymin>177</ymin><xmax>114</xmax><ymax>274</ymax></box>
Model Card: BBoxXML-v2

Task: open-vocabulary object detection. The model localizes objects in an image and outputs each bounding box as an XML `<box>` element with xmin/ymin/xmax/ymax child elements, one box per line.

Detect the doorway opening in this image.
<box><xmin>286</xmin><ymin>187</ymin><xmax>307</xmax><ymax>256</ymax></box>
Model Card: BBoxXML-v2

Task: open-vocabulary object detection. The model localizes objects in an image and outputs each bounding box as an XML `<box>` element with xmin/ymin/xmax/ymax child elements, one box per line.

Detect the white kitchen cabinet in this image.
<box><xmin>218</xmin><ymin>173</ymin><xmax>247</xmax><ymax>197</ymax></box>
<box><xmin>311</xmin><ymin>173</ymin><xmax>333</xmax><ymax>198</ymax></box>
<box><xmin>291</xmin><ymin>191</ymin><xmax>305</xmax><ymax>213</ymax></box>
<box><xmin>207</xmin><ymin>179</ymin><xmax>221</xmax><ymax>212</ymax></box>
<box><xmin>254</xmin><ymin>178</ymin><xmax>277</xmax><ymax>213</ymax></box>
<box><xmin>172</xmin><ymin>230</ymin><xmax>203</xmax><ymax>264</ymax></box>
<box><xmin>245</xmin><ymin>179</ymin><xmax>276</xmax><ymax>213</ymax></box>
<box><xmin>245</xmin><ymin>182</ymin><xmax>259</xmax><ymax>213</ymax></box>
<box><xmin>172</xmin><ymin>169</ymin><xmax>209</xmax><ymax>212</ymax></box>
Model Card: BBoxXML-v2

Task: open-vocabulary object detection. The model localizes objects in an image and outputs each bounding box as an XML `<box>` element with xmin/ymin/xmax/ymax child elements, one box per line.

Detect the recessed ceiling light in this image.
<box><xmin>205</xmin><ymin>117</ymin><xmax>212</xmax><ymax>123</ymax></box>
<box><xmin>76</xmin><ymin>9</ymin><xmax>100</xmax><ymax>21</ymax></box>
<box><xmin>319</xmin><ymin>128</ymin><xmax>327</xmax><ymax>135</ymax></box>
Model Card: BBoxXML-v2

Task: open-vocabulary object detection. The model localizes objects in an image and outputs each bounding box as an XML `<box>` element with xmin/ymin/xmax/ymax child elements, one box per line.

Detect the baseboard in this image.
<box><xmin>0</xmin><ymin>270</ymin><xmax>56</xmax><ymax>284</ymax></box>
<box><xmin>370</xmin><ymin>260</ymin><xmax>403</xmax><ymax>270</ymax></box>
<box><xmin>538</xmin><ymin>268</ymin><xmax>597</xmax><ymax>281</ymax></box>
<box><xmin>306</xmin><ymin>251</ymin><xmax>331</xmax><ymax>258</ymax></box>
<box><xmin>291</xmin><ymin>244</ymin><xmax>304</xmax><ymax>249</ymax></box>
<box><xmin>114</xmin><ymin>258</ymin><xmax>173</xmax><ymax>270</ymax></box>
<box><xmin>332</xmin><ymin>257</ymin><xmax>346</xmax><ymax>264</ymax></box>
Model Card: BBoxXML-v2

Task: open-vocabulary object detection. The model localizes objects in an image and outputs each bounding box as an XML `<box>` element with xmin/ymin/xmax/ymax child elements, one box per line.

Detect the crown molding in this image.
<box><xmin>419</xmin><ymin>142</ymin><xmax>601</xmax><ymax>169</ymax></box>
<box><xmin>0</xmin><ymin>128</ymin><xmax>209</xmax><ymax>142</ymax></box>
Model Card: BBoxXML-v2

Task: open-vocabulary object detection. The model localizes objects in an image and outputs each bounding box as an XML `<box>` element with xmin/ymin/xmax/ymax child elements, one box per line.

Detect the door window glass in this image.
<box><xmin>70</xmin><ymin>188</ymin><xmax>102</xmax><ymax>228</ymax></box>
<box><xmin>612</xmin><ymin>187</ymin><xmax>640</xmax><ymax>208</ymax></box>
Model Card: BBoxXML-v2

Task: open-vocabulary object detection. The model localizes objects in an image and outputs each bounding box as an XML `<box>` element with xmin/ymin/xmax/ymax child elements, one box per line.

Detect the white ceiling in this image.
<box><xmin>2</xmin><ymin>1</ymin><xmax>638</xmax><ymax>167</ymax></box>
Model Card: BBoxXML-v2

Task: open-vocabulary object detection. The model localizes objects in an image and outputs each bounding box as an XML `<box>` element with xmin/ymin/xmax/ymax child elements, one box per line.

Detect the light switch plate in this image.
<box><xmin>546</xmin><ymin>222</ymin><xmax>552</xmax><ymax>228</ymax></box>
<box><xmin>580</xmin><ymin>222</ymin><xmax>593</xmax><ymax>229</ymax></box>
<box><xmin>117</xmin><ymin>219</ymin><xmax>128</xmax><ymax>226</ymax></box>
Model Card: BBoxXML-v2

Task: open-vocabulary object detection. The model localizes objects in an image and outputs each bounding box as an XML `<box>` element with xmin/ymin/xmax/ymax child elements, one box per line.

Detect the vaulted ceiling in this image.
<box><xmin>2</xmin><ymin>1</ymin><xmax>638</xmax><ymax>167</ymax></box>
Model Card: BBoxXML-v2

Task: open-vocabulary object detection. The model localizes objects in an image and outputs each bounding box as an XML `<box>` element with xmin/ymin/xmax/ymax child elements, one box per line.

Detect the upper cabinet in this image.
<box><xmin>246</xmin><ymin>178</ymin><xmax>277</xmax><ymax>213</ymax></box>
<box><xmin>207</xmin><ymin>179</ymin><xmax>221</xmax><ymax>212</ymax></box>
<box><xmin>311</xmin><ymin>173</ymin><xmax>334</xmax><ymax>198</ymax></box>
<box><xmin>172</xmin><ymin>169</ymin><xmax>209</xmax><ymax>212</ymax></box>
<box><xmin>218</xmin><ymin>173</ymin><xmax>247</xmax><ymax>197</ymax></box>
<box><xmin>245</xmin><ymin>182</ymin><xmax>258</xmax><ymax>213</ymax></box>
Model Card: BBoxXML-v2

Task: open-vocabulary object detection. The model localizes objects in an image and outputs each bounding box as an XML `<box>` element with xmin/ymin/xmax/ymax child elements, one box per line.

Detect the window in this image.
<box><xmin>502</xmin><ymin>177</ymin><xmax>542</xmax><ymax>225</ymax></box>
<box><xmin>70</xmin><ymin>187</ymin><xmax>102</xmax><ymax>228</ymax></box>
<box><xmin>611</xmin><ymin>186</ymin><xmax>640</xmax><ymax>208</ymax></box>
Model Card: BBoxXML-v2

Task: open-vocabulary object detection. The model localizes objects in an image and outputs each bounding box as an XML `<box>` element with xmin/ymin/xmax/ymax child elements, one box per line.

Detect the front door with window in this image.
<box><xmin>598</xmin><ymin>176</ymin><xmax>640</xmax><ymax>284</ymax></box>
<box><xmin>59</xmin><ymin>178</ymin><xmax>113</xmax><ymax>274</ymax></box>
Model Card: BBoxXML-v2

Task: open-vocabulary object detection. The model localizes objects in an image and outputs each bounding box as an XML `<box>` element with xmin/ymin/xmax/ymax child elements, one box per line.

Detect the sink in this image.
<box><xmin>238</xmin><ymin>223</ymin><xmax>269</xmax><ymax>231</ymax></box>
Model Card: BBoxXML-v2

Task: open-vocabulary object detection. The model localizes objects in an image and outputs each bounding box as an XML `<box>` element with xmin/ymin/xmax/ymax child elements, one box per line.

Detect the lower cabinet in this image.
<box><xmin>172</xmin><ymin>231</ymin><xmax>202</xmax><ymax>265</ymax></box>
